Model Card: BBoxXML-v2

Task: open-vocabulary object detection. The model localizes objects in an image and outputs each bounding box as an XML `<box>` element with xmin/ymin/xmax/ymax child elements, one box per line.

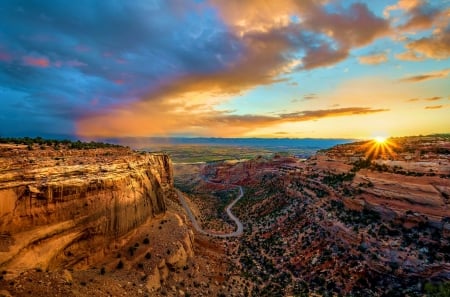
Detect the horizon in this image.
<box><xmin>0</xmin><ymin>1</ymin><xmax>449</xmax><ymax>138</ymax></box>
<box><xmin>1</xmin><ymin>133</ymin><xmax>449</xmax><ymax>142</ymax></box>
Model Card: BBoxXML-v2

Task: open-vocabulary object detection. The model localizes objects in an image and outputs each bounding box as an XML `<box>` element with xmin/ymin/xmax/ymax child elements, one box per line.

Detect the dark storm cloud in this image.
<box><xmin>0</xmin><ymin>0</ymin><xmax>241</xmax><ymax>136</ymax></box>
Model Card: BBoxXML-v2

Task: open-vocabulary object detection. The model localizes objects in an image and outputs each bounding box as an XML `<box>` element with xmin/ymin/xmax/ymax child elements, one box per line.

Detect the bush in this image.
<box><xmin>116</xmin><ymin>260</ymin><xmax>124</xmax><ymax>269</ymax></box>
<box><xmin>424</xmin><ymin>282</ymin><xmax>450</xmax><ymax>296</ymax></box>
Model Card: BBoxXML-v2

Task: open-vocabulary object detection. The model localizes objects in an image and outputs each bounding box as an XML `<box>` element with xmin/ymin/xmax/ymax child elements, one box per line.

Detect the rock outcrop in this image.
<box><xmin>0</xmin><ymin>144</ymin><xmax>174</xmax><ymax>276</ymax></box>
<box><xmin>146</xmin><ymin>229</ymin><xmax>194</xmax><ymax>292</ymax></box>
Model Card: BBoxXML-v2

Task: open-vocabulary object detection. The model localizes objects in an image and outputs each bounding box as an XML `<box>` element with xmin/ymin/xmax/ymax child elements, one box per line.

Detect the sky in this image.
<box><xmin>0</xmin><ymin>0</ymin><xmax>449</xmax><ymax>139</ymax></box>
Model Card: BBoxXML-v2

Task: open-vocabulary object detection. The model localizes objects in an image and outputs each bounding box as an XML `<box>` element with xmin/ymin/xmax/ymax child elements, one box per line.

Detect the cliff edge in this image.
<box><xmin>0</xmin><ymin>143</ymin><xmax>173</xmax><ymax>276</ymax></box>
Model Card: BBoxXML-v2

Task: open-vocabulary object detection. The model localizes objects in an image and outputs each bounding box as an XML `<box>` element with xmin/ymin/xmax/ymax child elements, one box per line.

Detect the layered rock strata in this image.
<box><xmin>0</xmin><ymin>144</ymin><xmax>173</xmax><ymax>275</ymax></box>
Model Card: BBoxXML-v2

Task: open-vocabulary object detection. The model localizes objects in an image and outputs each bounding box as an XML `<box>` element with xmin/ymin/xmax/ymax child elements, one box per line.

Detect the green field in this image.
<box><xmin>146</xmin><ymin>145</ymin><xmax>275</xmax><ymax>163</ymax></box>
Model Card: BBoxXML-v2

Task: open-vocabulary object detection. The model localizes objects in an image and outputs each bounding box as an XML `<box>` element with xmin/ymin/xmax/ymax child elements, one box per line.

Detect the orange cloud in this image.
<box><xmin>405</xmin><ymin>30</ymin><xmax>450</xmax><ymax>60</ymax></box>
<box><xmin>395</xmin><ymin>50</ymin><xmax>424</xmax><ymax>61</ymax></box>
<box><xmin>209</xmin><ymin>0</ymin><xmax>389</xmax><ymax>70</ymax></box>
<box><xmin>385</xmin><ymin>0</ymin><xmax>443</xmax><ymax>31</ymax></box>
<box><xmin>358</xmin><ymin>52</ymin><xmax>388</xmax><ymax>65</ymax></box>
<box><xmin>77</xmin><ymin>104</ymin><xmax>388</xmax><ymax>138</ymax></box>
<box><xmin>384</xmin><ymin>0</ymin><xmax>421</xmax><ymax>17</ymax></box>
<box><xmin>279</xmin><ymin>107</ymin><xmax>389</xmax><ymax>121</ymax></box>
<box><xmin>22</xmin><ymin>55</ymin><xmax>50</xmax><ymax>67</ymax></box>
<box><xmin>386</xmin><ymin>1</ymin><xmax>449</xmax><ymax>61</ymax></box>
<box><xmin>425</xmin><ymin>96</ymin><xmax>442</xmax><ymax>101</ymax></box>
<box><xmin>407</xmin><ymin>96</ymin><xmax>442</xmax><ymax>102</ymax></box>
<box><xmin>425</xmin><ymin>105</ymin><xmax>443</xmax><ymax>109</ymax></box>
<box><xmin>76</xmin><ymin>1</ymin><xmax>391</xmax><ymax>137</ymax></box>
<box><xmin>399</xmin><ymin>69</ymin><xmax>450</xmax><ymax>82</ymax></box>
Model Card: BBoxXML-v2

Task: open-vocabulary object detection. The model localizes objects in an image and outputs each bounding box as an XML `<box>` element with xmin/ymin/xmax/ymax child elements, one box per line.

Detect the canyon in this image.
<box><xmin>1</xmin><ymin>135</ymin><xmax>449</xmax><ymax>296</ymax></box>
<box><xmin>196</xmin><ymin>135</ymin><xmax>450</xmax><ymax>296</ymax></box>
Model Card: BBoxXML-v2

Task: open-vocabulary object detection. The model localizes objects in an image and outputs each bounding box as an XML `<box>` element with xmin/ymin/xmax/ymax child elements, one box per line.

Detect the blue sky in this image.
<box><xmin>0</xmin><ymin>0</ymin><xmax>449</xmax><ymax>138</ymax></box>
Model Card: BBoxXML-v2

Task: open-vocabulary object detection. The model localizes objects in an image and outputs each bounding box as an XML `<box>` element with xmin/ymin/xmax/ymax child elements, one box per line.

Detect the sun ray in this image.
<box><xmin>362</xmin><ymin>136</ymin><xmax>398</xmax><ymax>160</ymax></box>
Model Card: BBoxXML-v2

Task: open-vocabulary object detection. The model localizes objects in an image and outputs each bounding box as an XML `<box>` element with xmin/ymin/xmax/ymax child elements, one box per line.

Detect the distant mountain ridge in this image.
<box><xmin>102</xmin><ymin>137</ymin><xmax>355</xmax><ymax>150</ymax></box>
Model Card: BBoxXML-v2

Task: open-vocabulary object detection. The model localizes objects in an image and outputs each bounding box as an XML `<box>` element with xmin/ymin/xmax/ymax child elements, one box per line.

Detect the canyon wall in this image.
<box><xmin>0</xmin><ymin>145</ymin><xmax>173</xmax><ymax>274</ymax></box>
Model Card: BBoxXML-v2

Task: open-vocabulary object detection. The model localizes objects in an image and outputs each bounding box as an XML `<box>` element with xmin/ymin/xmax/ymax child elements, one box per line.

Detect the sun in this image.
<box><xmin>361</xmin><ymin>135</ymin><xmax>397</xmax><ymax>160</ymax></box>
<box><xmin>374</xmin><ymin>136</ymin><xmax>387</xmax><ymax>144</ymax></box>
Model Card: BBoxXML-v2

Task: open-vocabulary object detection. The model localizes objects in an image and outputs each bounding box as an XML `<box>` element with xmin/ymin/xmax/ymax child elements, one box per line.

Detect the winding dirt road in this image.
<box><xmin>176</xmin><ymin>185</ymin><xmax>244</xmax><ymax>238</ymax></box>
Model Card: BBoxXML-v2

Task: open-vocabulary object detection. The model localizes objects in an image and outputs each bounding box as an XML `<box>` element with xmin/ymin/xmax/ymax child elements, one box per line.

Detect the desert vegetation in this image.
<box><xmin>0</xmin><ymin>136</ymin><xmax>124</xmax><ymax>150</ymax></box>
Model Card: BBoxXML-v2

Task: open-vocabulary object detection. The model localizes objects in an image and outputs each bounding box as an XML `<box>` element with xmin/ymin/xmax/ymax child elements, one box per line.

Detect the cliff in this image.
<box><xmin>0</xmin><ymin>143</ymin><xmax>173</xmax><ymax>275</ymax></box>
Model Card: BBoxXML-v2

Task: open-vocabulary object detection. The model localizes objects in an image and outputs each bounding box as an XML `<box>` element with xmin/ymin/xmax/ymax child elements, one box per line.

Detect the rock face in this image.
<box><xmin>0</xmin><ymin>144</ymin><xmax>173</xmax><ymax>275</ymax></box>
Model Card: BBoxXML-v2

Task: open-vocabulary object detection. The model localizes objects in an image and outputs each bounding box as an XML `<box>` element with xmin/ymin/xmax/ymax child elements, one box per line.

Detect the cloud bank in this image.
<box><xmin>0</xmin><ymin>0</ymin><xmax>448</xmax><ymax>137</ymax></box>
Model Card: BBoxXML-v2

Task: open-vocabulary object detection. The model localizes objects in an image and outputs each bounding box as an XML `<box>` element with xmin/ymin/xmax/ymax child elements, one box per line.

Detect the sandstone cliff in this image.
<box><xmin>0</xmin><ymin>144</ymin><xmax>173</xmax><ymax>275</ymax></box>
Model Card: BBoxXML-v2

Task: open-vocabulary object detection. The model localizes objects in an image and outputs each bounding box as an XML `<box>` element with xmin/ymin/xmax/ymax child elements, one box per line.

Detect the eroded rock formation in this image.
<box><xmin>0</xmin><ymin>144</ymin><xmax>174</xmax><ymax>275</ymax></box>
<box><xmin>200</xmin><ymin>136</ymin><xmax>450</xmax><ymax>295</ymax></box>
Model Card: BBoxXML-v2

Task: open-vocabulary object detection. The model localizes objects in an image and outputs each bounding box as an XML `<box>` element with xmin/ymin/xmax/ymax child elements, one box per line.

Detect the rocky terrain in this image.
<box><xmin>1</xmin><ymin>135</ymin><xmax>450</xmax><ymax>296</ymax></box>
<box><xmin>195</xmin><ymin>135</ymin><xmax>450</xmax><ymax>296</ymax></box>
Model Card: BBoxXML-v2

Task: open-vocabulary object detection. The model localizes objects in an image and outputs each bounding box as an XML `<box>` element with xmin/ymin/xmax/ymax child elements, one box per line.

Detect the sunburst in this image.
<box><xmin>362</xmin><ymin>136</ymin><xmax>397</xmax><ymax>160</ymax></box>
<box><xmin>374</xmin><ymin>136</ymin><xmax>387</xmax><ymax>144</ymax></box>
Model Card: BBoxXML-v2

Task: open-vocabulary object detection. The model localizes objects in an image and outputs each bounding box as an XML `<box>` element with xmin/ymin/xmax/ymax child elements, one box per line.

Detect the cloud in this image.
<box><xmin>77</xmin><ymin>103</ymin><xmax>389</xmax><ymax>137</ymax></box>
<box><xmin>384</xmin><ymin>0</ymin><xmax>421</xmax><ymax>17</ymax></box>
<box><xmin>407</xmin><ymin>96</ymin><xmax>442</xmax><ymax>103</ymax></box>
<box><xmin>358</xmin><ymin>52</ymin><xmax>388</xmax><ymax>65</ymax></box>
<box><xmin>73</xmin><ymin>0</ymin><xmax>391</xmax><ymax>137</ymax></box>
<box><xmin>395</xmin><ymin>50</ymin><xmax>425</xmax><ymax>61</ymax></box>
<box><xmin>279</xmin><ymin>107</ymin><xmax>389</xmax><ymax>121</ymax></box>
<box><xmin>386</xmin><ymin>1</ymin><xmax>450</xmax><ymax>61</ymax></box>
<box><xmin>406</xmin><ymin>98</ymin><xmax>419</xmax><ymax>102</ymax></box>
<box><xmin>0</xmin><ymin>50</ymin><xmax>12</xmax><ymax>62</ymax></box>
<box><xmin>399</xmin><ymin>69</ymin><xmax>450</xmax><ymax>82</ymax></box>
<box><xmin>405</xmin><ymin>28</ymin><xmax>450</xmax><ymax>60</ymax></box>
<box><xmin>0</xmin><ymin>0</ymin><xmax>245</xmax><ymax>135</ymax></box>
<box><xmin>399</xmin><ymin>4</ymin><xmax>441</xmax><ymax>31</ymax></box>
<box><xmin>384</xmin><ymin>0</ymin><xmax>442</xmax><ymax>31</ymax></box>
<box><xmin>425</xmin><ymin>96</ymin><xmax>442</xmax><ymax>101</ymax></box>
<box><xmin>425</xmin><ymin>105</ymin><xmax>443</xmax><ymax>109</ymax></box>
<box><xmin>22</xmin><ymin>55</ymin><xmax>50</xmax><ymax>67</ymax></box>
<box><xmin>4</xmin><ymin>0</ymin><xmax>446</xmax><ymax>138</ymax></box>
<box><xmin>303</xmin><ymin>93</ymin><xmax>318</xmax><ymax>100</ymax></box>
